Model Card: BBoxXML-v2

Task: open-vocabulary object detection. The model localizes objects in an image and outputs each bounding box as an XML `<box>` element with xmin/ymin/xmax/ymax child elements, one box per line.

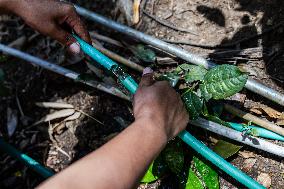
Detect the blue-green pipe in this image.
<box><xmin>0</xmin><ymin>138</ymin><xmax>54</xmax><ymax>178</ymax></box>
<box><xmin>229</xmin><ymin>122</ymin><xmax>284</xmax><ymax>142</ymax></box>
<box><xmin>74</xmin><ymin>35</ymin><xmax>138</xmax><ymax>93</ymax></box>
<box><xmin>75</xmin><ymin>36</ymin><xmax>265</xmax><ymax>189</ymax></box>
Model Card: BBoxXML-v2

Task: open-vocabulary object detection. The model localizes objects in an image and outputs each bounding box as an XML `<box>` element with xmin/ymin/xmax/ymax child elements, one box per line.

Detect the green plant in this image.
<box><xmin>141</xmin><ymin>64</ymin><xmax>248</xmax><ymax>188</ymax></box>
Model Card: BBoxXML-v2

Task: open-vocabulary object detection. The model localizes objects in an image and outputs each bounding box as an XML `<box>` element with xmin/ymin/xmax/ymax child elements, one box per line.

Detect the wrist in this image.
<box><xmin>134</xmin><ymin>116</ymin><xmax>169</xmax><ymax>143</ymax></box>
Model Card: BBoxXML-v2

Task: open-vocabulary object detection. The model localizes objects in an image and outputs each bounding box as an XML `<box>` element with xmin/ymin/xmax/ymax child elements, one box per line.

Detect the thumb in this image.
<box><xmin>49</xmin><ymin>24</ymin><xmax>80</xmax><ymax>54</ymax></box>
<box><xmin>139</xmin><ymin>67</ymin><xmax>155</xmax><ymax>87</ymax></box>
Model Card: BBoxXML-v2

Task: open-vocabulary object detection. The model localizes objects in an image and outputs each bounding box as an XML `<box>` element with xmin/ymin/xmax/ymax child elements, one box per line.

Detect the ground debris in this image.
<box><xmin>257</xmin><ymin>173</ymin><xmax>272</xmax><ymax>188</ymax></box>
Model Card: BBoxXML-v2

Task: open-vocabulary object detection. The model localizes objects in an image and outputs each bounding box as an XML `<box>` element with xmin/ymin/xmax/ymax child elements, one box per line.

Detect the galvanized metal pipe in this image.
<box><xmin>191</xmin><ymin>118</ymin><xmax>284</xmax><ymax>157</ymax></box>
<box><xmin>0</xmin><ymin>44</ymin><xmax>130</xmax><ymax>101</ymax></box>
<box><xmin>75</xmin><ymin>5</ymin><xmax>284</xmax><ymax>106</ymax></box>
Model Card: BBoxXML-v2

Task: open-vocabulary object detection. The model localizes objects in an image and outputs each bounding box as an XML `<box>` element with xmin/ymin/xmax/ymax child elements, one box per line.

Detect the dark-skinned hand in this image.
<box><xmin>134</xmin><ymin>68</ymin><xmax>189</xmax><ymax>140</ymax></box>
<box><xmin>1</xmin><ymin>0</ymin><xmax>91</xmax><ymax>53</ymax></box>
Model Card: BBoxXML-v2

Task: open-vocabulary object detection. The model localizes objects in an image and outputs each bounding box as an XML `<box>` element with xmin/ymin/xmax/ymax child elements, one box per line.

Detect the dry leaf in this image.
<box><xmin>36</xmin><ymin>102</ymin><xmax>74</xmax><ymax>109</ymax></box>
<box><xmin>250</xmin><ymin>108</ymin><xmax>263</xmax><ymax>115</ymax></box>
<box><xmin>133</xmin><ymin>0</ymin><xmax>141</xmax><ymax>24</ymax></box>
<box><xmin>64</xmin><ymin>111</ymin><xmax>81</xmax><ymax>121</ymax></box>
<box><xmin>276</xmin><ymin>119</ymin><xmax>284</xmax><ymax>126</ymax></box>
<box><xmin>117</xmin><ymin>0</ymin><xmax>133</xmax><ymax>26</ymax></box>
<box><xmin>34</xmin><ymin>109</ymin><xmax>75</xmax><ymax>125</ymax></box>
<box><xmin>261</xmin><ymin>106</ymin><xmax>281</xmax><ymax>119</ymax></box>
<box><xmin>238</xmin><ymin>151</ymin><xmax>256</xmax><ymax>158</ymax></box>
<box><xmin>7</xmin><ymin>108</ymin><xmax>18</xmax><ymax>137</ymax></box>
<box><xmin>278</xmin><ymin>113</ymin><xmax>284</xmax><ymax>119</ymax></box>
<box><xmin>257</xmin><ymin>173</ymin><xmax>271</xmax><ymax>188</ymax></box>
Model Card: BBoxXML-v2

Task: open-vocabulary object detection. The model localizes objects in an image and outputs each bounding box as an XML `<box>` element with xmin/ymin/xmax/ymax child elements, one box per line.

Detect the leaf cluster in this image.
<box><xmin>142</xmin><ymin>64</ymin><xmax>248</xmax><ymax>188</ymax></box>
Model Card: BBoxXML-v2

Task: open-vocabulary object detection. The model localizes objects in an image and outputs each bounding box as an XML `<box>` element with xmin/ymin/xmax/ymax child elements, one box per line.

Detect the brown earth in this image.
<box><xmin>0</xmin><ymin>0</ymin><xmax>284</xmax><ymax>188</ymax></box>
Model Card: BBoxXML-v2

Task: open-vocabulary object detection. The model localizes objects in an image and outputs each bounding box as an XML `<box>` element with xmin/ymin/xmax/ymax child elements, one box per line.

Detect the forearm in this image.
<box><xmin>37</xmin><ymin>118</ymin><xmax>168</xmax><ymax>189</ymax></box>
<box><xmin>0</xmin><ymin>0</ymin><xmax>19</xmax><ymax>14</ymax></box>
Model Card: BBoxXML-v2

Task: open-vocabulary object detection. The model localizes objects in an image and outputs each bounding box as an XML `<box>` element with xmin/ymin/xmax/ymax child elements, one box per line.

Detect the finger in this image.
<box><xmin>139</xmin><ymin>67</ymin><xmax>155</xmax><ymax>87</ymax></box>
<box><xmin>65</xmin><ymin>10</ymin><xmax>91</xmax><ymax>44</ymax></box>
<box><xmin>48</xmin><ymin>24</ymin><xmax>81</xmax><ymax>54</ymax></box>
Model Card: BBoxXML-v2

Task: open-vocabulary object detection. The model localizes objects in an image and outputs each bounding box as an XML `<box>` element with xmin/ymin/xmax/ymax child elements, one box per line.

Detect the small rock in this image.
<box><xmin>243</xmin><ymin>158</ymin><xmax>257</xmax><ymax>172</ymax></box>
<box><xmin>257</xmin><ymin>173</ymin><xmax>271</xmax><ymax>188</ymax></box>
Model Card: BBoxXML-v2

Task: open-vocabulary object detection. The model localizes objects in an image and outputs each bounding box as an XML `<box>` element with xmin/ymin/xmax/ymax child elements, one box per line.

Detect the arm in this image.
<box><xmin>37</xmin><ymin>69</ymin><xmax>189</xmax><ymax>189</ymax></box>
<box><xmin>0</xmin><ymin>0</ymin><xmax>91</xmax><ymax>54</ymax></box>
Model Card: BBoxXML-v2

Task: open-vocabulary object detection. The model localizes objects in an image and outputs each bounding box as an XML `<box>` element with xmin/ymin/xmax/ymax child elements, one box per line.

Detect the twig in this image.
<box><xmin>75</xmin><ymin>109</ymin><xmax>104</xmax><ymax>125</ymax></box>
<box><xmin>92</xmin><ymin>42</ymin><xmax>144</xmax><ymax>72</ymax></box>
<box><xmin>163</xmin><ymin>22</ymin><xmax>284</xmax><ymax>49</ymax></box>
<box><xmin>224</xmin><ymin>104</ymin><xmax>284</xmax><ymax>137</ymax></box>
<box><xmin>90</xmin><ymin>32</ymin><xmax>123</xmax><ymax>48</ymax></box>
<box><xmin>142</xmin><ymin>10</ymin><xmax>198</xmax><ymax>35</ymax></box>
<box><xmin>54</xmin><ymin>145</ymin><xmax>71</xmax><ymax>161</ymax></box>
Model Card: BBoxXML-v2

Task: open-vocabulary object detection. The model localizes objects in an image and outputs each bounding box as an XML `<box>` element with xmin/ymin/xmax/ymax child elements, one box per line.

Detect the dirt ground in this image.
<box><xmin>0</xmin><ymin>0</ymin><xmax>284</xmax><ymax>188</ymax></box>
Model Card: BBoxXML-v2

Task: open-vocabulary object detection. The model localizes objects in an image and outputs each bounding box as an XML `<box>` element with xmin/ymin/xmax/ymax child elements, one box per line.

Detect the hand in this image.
<box><xmin>5</xmin><ymin>0</ymin><xmax>91</xmax><ymax>54</ymax></box>
<box><xmin>133</xmin><ymin>68</ymin><xmax>189</xmax><ymax>140</ymax></box>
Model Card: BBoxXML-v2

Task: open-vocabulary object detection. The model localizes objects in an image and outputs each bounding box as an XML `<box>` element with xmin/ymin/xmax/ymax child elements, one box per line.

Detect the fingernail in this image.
<box><xmin>69</xmin><ymin>42</ymin><xmax>81</xmax><ymax>54</ymax></box>
<box><xmin>142</xmin><ymin>67</ymin><xmax>153</xmax><ymax>76</ymax></box>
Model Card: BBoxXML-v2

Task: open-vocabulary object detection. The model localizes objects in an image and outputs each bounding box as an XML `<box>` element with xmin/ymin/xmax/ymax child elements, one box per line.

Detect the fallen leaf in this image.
<box><xmin>238</xmin><ymin>151</ymin><xmax>256</xmax><ymax>158</ymax></box>
<box><xmin>250</xmin><ymin>108</ymin><xmax>263</xmax><ymax>115</ymax></box>
<box><xmin>261</xmin><ymin>106</ymin><xmax>281</xmax><ymax>119</ymax></box>
<box><xmin>278</xmin><ymin>113</ymin><xmax>284</xmax><ymax>119</ymax></box>
<box><xmin>257</xmin><ymin>173</ymin><xmax>271</xmax><ymax>188</ymax></box>
<box><xmin>7</xmin><ymin>108</ymin><xmax>18</xmax><ymax>137</ymax></box>
<box><xmin>276</xmin><ymin>119</ymin><xmax>284</xmax><ymax>126</ymax></box>
<box><xmin>243</xmin><ymin>158</ymin><xmax>257</xmax><ymax>172</ymax></box>
<box><xmin>34</xmin><ymin>109</ymin><xmax>75</xmax><ymax>125</ymax></box>
<box><xmin>133</xmin><ymin>0</ymin><xmax>141</xmax><ymax>24</ymax></box>
<box><xmin>64</xmin><ymin>112</ymin><xmax>81</xmax><ymax>121</ymax></box>
<box><xmin>36</xmin><ymin>102</ymin><xmax>74</xmax><ymax>109</ymax></box>
<box><xmin>117</xmin><ymin>0</ymin><xmax>133</xmax><ymax>26</ymax></box>
<box><xmin>213</xmin><ymin>140</ymin><xmax>242</xmax><ymax>159</ymax></box>
<box><xmin>229</xmin><ymin>93</ymin><xmax>246</xmax><ymax>103</ymax></box>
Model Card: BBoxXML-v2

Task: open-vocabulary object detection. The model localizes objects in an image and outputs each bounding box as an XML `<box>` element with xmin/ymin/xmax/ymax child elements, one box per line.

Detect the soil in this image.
<box><xmin>0</xmin><ymin>0</ymin><xmax>284</xmax><ymax>188</ymax></box>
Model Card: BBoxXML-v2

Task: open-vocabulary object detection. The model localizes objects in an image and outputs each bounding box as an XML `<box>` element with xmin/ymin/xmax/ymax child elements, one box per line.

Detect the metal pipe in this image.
<box><xmin>75</xmin><ymin>34</ymin><xmax>265</xmax><ymax>189</ymax></box>
<box><xmin>0</xmin><ymin>44</ymin><xmax>130</xmax><ymax>101</ymax></box>
<box><xmin>75</xmin><ymin>5</ymin><xmax>284</xmax><ymax>106</ymax></box>
<box><xmin>190</xmin><ymin>118</ymin><xmax>284</xmax><ymax>157</ymax></box>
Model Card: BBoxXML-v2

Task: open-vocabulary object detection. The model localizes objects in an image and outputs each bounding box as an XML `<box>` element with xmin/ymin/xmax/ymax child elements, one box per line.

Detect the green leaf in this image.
<box><xmin>141</xmin><ymin>163</ymin><xmax>157</xmax><ymax>183</ymax></box>
<box><xmin>130</xmin><ymin>44</ymin><xmax>156</xmax><ymax>63</ymax></box>
<box><xmin>182</xmin><ymin>91</ymin><xmax>203</xmax><ymax>120</ymax></box>
<box><xmin>163</xmin><ymin>140</ymin><xmax>184</xmax><ymax>174</ymax></box>
<box><xmin>213</xmin><ymin>140</ymin><xmax>242</xmax><ymax>159</ymax></box>
<box><xmin>193</xmin><ymin>157</ymin><xmax>219</xmax><ymax>189</ymax></box>
<box><xmin>200</xmin><ymin>65</ymin><xmax>248</xmax><ymax>100</ymax></box>
<box><xmin>141</xmin><ymin>155</ymin><xmax>168</xmax><ymax>183</ymax></box>
<box><xmin>205</xmin><ymin>115</ymin><xmax>231</xmax><ymax>128</ymax></box>
<box><xmin>176</xmin><ymin>64</ymin><xmax>207</xmax><ymax>83</ymax></box>
<box><xmin>159</xmin><ymin>72</ymin><xmax>180</xmax><ymax>87</ymax></box>
<box><xmin>184</xmin><ymin>169</ymin><xmax>205</xmax><ymax>189</ymax></box>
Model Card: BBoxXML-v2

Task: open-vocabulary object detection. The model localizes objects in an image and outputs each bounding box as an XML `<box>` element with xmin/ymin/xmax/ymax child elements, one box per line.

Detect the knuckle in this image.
<box><xmin>65</xmin><ymin>4</ymin><xmax>76</xmax><ymax>13</ymax></box>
